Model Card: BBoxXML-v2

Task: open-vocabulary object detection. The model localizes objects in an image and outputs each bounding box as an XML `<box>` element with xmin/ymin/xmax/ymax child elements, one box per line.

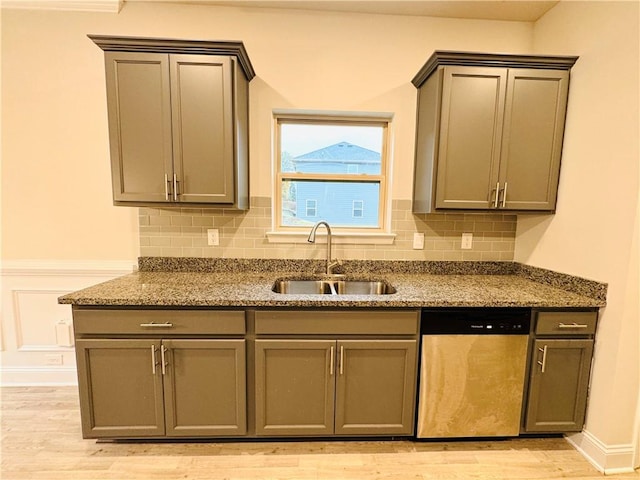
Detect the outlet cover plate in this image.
<box><xmin>207</xmin><ymin>229</ymin><xmax>220</xmax><ymax>246</ymax></box>
<box><xmin>461</xmin><ymin>233</ymin><xmax>473</xmax><ymax>249</ymax></box>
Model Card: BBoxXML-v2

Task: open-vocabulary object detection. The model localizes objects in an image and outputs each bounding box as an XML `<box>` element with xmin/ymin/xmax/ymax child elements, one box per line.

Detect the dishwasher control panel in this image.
<box><xmin>421</xmin><ymin>308</ymin><xmax>531</xmax><ymax>335</ymax></box>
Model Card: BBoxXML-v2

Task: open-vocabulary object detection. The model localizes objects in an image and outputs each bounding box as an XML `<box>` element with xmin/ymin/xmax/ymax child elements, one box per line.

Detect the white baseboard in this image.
<box><xmin>1</xmin><ymin>366</ymin><xmax>78</xmax><ymax>386</ymax></box>
<box><xmin>566</xmin><ymin>430</ymin><xmax>636</xmax><ymax>474</ymax></box>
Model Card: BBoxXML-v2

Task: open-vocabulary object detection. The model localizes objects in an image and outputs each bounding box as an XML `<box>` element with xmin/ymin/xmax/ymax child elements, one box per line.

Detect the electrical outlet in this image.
<box><xmin>207</xmin><ymin>229</ymin><xmax>220</xmax><ymax>246</ymax></box>
<box><xmin>45</xmin><ymin>354</ymin><xmax>63</xmax><ymax>366</ymax></box>
<box><xmin>413</xmin><ymin>232</ymin><xmax>425</xmax><ymax>250</ymax></box>
<box><xmin>461</xmin><ymin>233</ymin><xmax>473</xmax><ymax>250</ymax></box>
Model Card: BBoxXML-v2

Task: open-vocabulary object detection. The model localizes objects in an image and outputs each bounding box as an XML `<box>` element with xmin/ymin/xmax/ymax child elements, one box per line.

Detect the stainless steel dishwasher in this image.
<box><xmin>416</xmin><ymin>309</ymin><xmax>530</xmax><ymax>438</ymax></box>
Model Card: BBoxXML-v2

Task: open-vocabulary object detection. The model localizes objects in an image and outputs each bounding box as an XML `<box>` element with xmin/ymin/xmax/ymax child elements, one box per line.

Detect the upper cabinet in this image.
<box><xmin>412</xmin><ymin>51</ymin><xmax>578</xmax><ymax>213</ymax></box>
<box><xmin>90</xmin><ymin>35</ymin><xmax>255</xmax><ymax>209</ymax></box>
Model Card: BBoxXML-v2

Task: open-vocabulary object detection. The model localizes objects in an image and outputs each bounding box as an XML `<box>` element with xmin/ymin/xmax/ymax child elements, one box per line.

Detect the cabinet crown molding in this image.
<box><xmin>88</xmin><ymin>34</ymin><xmax>256</xmax><ymax>81</ymax></box>
<box><xmin>412</xmin><ymin>50</ymin><xmax>579</xmax><ymax>87</ymax></box>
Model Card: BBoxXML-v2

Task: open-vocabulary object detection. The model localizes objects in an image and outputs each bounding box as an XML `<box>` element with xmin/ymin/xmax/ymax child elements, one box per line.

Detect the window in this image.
<box><xmin>306</xmin><ymin>199</ymin><xmax>317</xmax><ymax>217</ymax></box>
<box><xmin>352</xmin><ymin>200</ymin><xmax>364</xmax><ymax>218</ymax></box>
<box><xmin>274</xmin><ymin>112</ymin><xmax>390</xmax><ymax>232</ymax></box>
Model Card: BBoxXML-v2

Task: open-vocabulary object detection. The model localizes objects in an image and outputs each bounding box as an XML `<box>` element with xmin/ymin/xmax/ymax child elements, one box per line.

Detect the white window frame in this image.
<box><xmin>271</xmin><ymin>111</ymin><xmax>392</xmax><ymax>238</ymax></box>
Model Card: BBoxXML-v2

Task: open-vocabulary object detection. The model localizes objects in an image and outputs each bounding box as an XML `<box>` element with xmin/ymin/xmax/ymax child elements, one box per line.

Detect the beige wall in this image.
<box><xmin>517</xmin><ymin>0</ymin><xmax>639</xmax><ymax>453</ymax></box>
<box><xmin>3</xmin><ymin>0</ymin><xmax>639</xmax><ymax>467</ymax></box>
<box><xmin>1</xmin><ymin>3</ymin><xmax>532</xmax><ymax>261</ymax></box>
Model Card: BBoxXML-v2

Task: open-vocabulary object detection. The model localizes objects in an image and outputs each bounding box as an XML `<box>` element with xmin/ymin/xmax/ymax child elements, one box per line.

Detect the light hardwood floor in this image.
<box><xmin>1</xmin><ymin>387</ymin><xmax>638</xmax><ymax>480</ymax></box>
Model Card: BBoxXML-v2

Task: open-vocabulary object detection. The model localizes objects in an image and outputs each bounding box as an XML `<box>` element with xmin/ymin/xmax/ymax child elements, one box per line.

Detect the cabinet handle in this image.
<box><xmin>501</xmin><ymin>182</ymin><xmax>508</xmax><ymax>208</ymax></box>
<box><xmin>140</xmin><ymin>322</ymin><xmax>174</xmax><ymax>328</ymax></box>
<box><xmin>339</xmin><ymin>345</ymin><xmax>344</xmax><ymax>376</ymax></box>
<box><xmin>164</xmin><ymin>174</ymin><xmax>171</xmax><ymax>201</ymax></box>
<box><xmin>329</xmin><ymin>346</ymin><xmax>335</xmax><ymax>375</ymax></box>
<box><xmin>558</xmin><ymin>323</ymin><xmax>589</xmax><ymax>329</ymax></box>
<box><xmin>537</xmin><ymin>345</ymin><xmax>548</xmax><ymax>373</ymax></box>
<box><xmin>151</xmin><ymin>345</ymin><xmax>157</xmax><ymax>375</ymax></box>
<box><xmin>493</xmin><ymin>182</ymin><xmax>500</xmax><ymax>208</ymax></box>
<box><xmin>173</xmin><ymin>174</ymin><xmax>179</xmax><ymax>201</ymax></box>
<box><xmin>160</xmin><ymin>345</ymin><xmax>167</xmax><ymax>375</ymax></box>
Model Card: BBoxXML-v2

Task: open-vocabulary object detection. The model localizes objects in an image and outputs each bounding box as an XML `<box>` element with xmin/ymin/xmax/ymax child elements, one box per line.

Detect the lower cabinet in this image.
<box><xmin>254</xmin><ymin>339</ymin><xmax>417</xmax><ymax>436</ymax></box>
<box><xmin>76</xmin><ymin>338</ymin><xmax>246</xmax><ymax>438</ymax></box>
<box><xmin>523</xmin><ymin>310</ymin><xmax>597</xmax><ymax>433</ymax></box>
<box><xmin>524</xmin><ymin>338</ymin><xmax>593</xmax><ymax>432</ymax></box>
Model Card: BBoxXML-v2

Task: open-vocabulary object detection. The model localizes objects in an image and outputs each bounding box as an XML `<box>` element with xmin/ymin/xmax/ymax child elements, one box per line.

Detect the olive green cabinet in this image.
<box><xmin>90</xmin><ymin>36</ymin><xmax>254</xmax><ymax>209</ymax></box>
<box><xmin>76</xmin><ymin>338</ymin><xmax>246</xmax><ymax>438</ymax></box>
<box><xmin>162</xmin><ymin>339</ymin><xmax>246</xmax><ymax>437</ymax></box>
<box><xmin>523</xmin><ymin>310</ymin><xmax>597</xmax><ymax>433</ymax></box>
<box><xmin>254</xmin><ymin>339</ymin><xmax>335</xmax><ymax>436</ymax></box>
<box><xmin>75</xmin><ymin>339</ymin><xmax>166</xmax><ymax>438</ymax></box>
<box><xmin>73</xmin><ymin>308</ymin><xmax>247</xmax><ymax>439</ymax></box>
<box><xmin>412</xmin><ymin>51</ymin><xmax>578</xmax><ymax>213</ymax></box>
<box><xmin>335</xmin><ymin>340</ymin><xmax>417</xmax><ymax>435</ymax></box>
<box><xmin>255</xmin><ymin>339</ymin><xmax>417</xmax><ymax>436</ymax></box>
<box><xmin>253</xmin><ymin>309</ymin><xmax>419</xmax><ymax>437</ymax></box>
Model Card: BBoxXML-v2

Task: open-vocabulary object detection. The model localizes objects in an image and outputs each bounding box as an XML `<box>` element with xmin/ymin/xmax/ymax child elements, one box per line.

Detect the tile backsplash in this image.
<box><xmin>139</xmin><ymin>197</ymin><xmax>516</xmax><ymax>261</ymax></box>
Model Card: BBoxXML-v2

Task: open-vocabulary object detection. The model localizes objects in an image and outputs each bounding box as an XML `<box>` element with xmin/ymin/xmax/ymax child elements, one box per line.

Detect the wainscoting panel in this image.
<box><xmin>1</xmin><ymin>260</ymin><xmax>134</xmax><ymax>386</ymax></box>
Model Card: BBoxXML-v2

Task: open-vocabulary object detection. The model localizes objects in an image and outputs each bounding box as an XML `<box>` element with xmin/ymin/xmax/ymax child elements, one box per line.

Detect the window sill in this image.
<box><xmin>266</xmin><ymin>231</ymin><xmax>396</xmax><ymax>245</ymax></box>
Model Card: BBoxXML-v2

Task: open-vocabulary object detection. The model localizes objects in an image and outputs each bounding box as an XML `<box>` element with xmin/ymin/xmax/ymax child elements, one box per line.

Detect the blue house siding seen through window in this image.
<box><xmin>289</xmin><ymin>142</ymin><xmax>381</xmax><ymax>227</ymax></box>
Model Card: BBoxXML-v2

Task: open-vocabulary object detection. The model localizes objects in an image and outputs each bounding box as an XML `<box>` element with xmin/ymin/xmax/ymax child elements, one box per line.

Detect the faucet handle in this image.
<box><xmin>327</xmin><ymin>259</ymin><xmax>342</xmax><ymax>275</ymax></box>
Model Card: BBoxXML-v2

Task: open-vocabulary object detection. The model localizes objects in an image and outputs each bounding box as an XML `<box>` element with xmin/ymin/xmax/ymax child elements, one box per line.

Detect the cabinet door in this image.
<box><xmin>163</xmin><ymin>339</ymin><xmax>246</xmax><ymax>437</ymax></box>
<box><xmin>499</xmin><ymin>69</ymin><xmax>569</xmax><ymax>210</ymax></box>
<box><xmin>435</xmin><ymin>66</ymin><xmax>507</xmax><ymax>209</ymax></box>
<box><xmin>335</xmin><ymin>340</ymin><xmax>417</xmax><ymax>435</ymax></box>
<box><xmin>255</xmin><ymin>339</ymin><xmax>335</xmax><ymax>436</ymax></box>
<box><xmin>170</xmin><ymin>55</ymin><xmax>235</xmax><ymax>204</ymax></box>
<box><xmin>525</xmin><ymin>339</ymin><xmax>594</xmax><ymax>432</ymax></box>
<box><xmin>105</xmin><ymin>52</ymin><xmax>173</xmax><ymax>203</ymax></box>
<box><xmin>75</xmin><ymin>339</ymin><xmax>165</xmax><ymax>438</ymax></box>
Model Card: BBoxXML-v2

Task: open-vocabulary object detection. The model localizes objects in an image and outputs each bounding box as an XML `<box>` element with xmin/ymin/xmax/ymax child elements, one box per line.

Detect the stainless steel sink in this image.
<box><xmin>334</xmin><ymin>280</ymin><xmax>395</xmax><ymax>295</ymax></box>
<box><xmin>272</xmin><ymin>279</ymin><xmax>395</xmax><ymax>295</ymax></box>
<box><xmin>272</xmin><ymin>280</ymin><xmax>333</xmax><ymax>295</ymax></box>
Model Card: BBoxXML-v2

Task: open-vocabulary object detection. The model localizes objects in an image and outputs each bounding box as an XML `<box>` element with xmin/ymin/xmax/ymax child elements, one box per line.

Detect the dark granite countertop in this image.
<box><xmin>58</xmin><ymin>259</ymin><xmax>606</xmax><ymax>308</ymax></box>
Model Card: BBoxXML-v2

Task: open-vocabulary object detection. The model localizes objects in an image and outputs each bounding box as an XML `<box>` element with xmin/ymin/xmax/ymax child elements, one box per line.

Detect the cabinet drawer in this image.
<box><xmin>255</xmin><ymin>310</ymin><xmax>419</xmax><ymax>335</ymax></box>
<box><xmin>73</xmin><ymin>308</ymin><xmax>246</xmax><ymax>335</ymax></box>
<box><xmin>535</xmin><ymin>311</ymin><xmax>597</xmax><ymax>336</ymax></box>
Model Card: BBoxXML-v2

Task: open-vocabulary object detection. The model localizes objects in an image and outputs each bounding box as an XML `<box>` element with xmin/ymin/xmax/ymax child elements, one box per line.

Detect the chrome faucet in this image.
<box><xmin>307</xmin><ymin>221</ymin><xmax>340</xmax><ymax>275</ymax></box>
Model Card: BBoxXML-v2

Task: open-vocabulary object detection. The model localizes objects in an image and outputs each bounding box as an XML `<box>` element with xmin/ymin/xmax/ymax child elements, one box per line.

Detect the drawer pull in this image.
<box><xmin>140</xmin><ymin>322</ymin><xmax>174</xmax><ymax>328</ymax></box>
<box><xmin>558</xmin><ymin>323</ymin><xmax>589</xmax><ymax>329</ymax></box>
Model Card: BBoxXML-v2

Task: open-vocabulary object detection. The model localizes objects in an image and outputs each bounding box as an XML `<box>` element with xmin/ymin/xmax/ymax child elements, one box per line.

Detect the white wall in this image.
<box><xmin>517</xmin><ymin>1</ymin><xmax>639</xmax><ymax>473</ymax></box>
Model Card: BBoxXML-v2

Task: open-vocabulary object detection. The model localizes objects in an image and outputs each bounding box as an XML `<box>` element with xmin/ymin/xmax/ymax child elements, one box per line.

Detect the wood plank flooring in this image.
<box><xmin>1</xmin><ymin>387</ymin><xmax>638</xmax><ymax>480</ymax></box>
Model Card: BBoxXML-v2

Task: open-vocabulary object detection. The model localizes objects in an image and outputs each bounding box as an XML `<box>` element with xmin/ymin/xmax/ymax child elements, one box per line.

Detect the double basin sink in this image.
<box><xmin>272</xmin><ymin>277</ymin><xmax>396</xmax><ymax>295</ymax></box>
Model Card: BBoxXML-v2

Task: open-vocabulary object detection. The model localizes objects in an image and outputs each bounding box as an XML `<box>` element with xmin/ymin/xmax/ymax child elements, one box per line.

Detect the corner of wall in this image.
<box><xmin>566</xmin><ymin>430</ymin><xmax>637</xmax><ymax>475</ymax></box>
